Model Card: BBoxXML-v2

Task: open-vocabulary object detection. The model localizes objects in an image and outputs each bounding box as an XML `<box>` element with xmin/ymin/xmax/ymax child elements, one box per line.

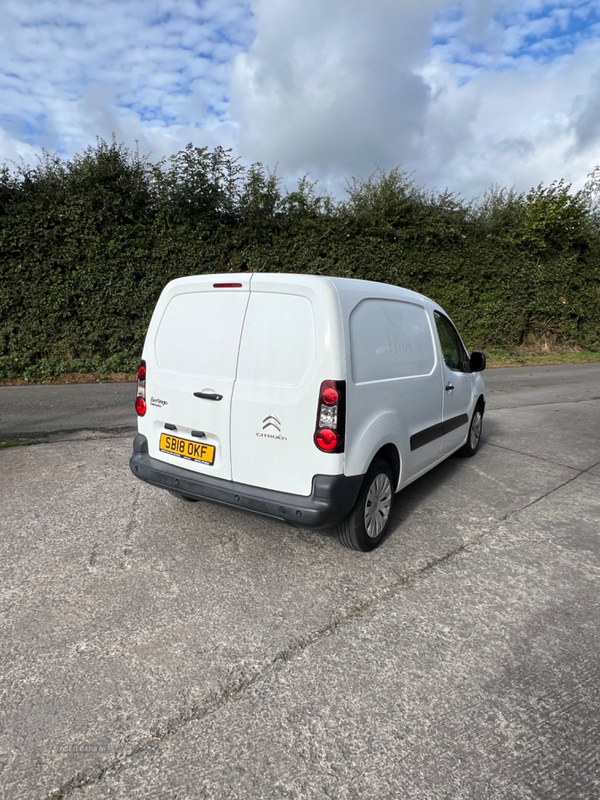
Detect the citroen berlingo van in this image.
<box><xmin>130</xmin><ymin>273</ymin><xmax>486</xmax><ymax>551</ymax></box>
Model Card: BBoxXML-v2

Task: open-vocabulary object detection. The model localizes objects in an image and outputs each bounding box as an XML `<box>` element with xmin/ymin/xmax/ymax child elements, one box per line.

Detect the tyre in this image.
<box><xmin>335</xmin><ymin>458</ymin><xmax>395</xmax><ymax>552</ymax></box>
<box><xmin>460</xmin><ymin>403</ymin><xmax>483</xmax><ymax>457</ymax></box>
<box><xmin>168</xmin><ymin>490</ymin><xmax>199</xmax><ymax>502</ymax></box>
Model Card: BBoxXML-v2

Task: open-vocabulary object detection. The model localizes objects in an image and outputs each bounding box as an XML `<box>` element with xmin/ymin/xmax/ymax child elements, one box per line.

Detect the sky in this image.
<box><xmin>1</xmin><ymin>0</ymin><xmax>600</xmax><ymax>200</ymax></box>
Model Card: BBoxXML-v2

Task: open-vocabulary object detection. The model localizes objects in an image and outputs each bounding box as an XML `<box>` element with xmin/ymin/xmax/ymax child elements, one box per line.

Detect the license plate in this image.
<box><xmin>159</xmin><ymin>433</ymin><xmax>215</xmax><ymax>465</ymax></box>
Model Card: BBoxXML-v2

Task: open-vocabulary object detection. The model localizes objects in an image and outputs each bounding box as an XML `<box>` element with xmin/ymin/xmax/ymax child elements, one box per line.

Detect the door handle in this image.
<box><xmin>194</xmin><ymin>391</ymin><xmax>223</xmax><ymax>401</ymax></box>
<box><xmin>445</xmin><ymin>383</ymin><xmax>454</xmax><ymax>392</ymax></box>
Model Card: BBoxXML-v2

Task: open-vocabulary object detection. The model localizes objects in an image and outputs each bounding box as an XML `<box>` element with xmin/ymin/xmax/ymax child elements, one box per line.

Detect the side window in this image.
<box><xmin>434</xmin><ymin>312</ymin><xmax>467</xmax><ymax>371</ymax></box>
<box><xmin>350</xmin><ymin>299</ymin><xmax>436</xmax><ymax>383</ymax></box>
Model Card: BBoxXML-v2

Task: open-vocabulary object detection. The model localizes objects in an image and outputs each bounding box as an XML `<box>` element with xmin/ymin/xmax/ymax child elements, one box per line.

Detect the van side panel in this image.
<box><xmin>230</xmin><ymin>275</ymin><xmax>344</xmax><ymax>496</ymax></box>
<box><xmin>330</xmin><ymin>280</ymin><xmax>444</xmax><ymax>488</ymax></box>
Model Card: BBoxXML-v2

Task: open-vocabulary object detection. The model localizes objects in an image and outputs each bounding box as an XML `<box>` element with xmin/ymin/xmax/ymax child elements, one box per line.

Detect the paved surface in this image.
<box><xmin>482</xmin><ymin>363</ymin><xmax>600</xmax><ymax>410</ymax></box>
<box><xmin>0</xmin><ymin>367</ymin><xmax>599</xmax><ymax>799</ymax></box>
<box><xmin>0</xmin><ymin>383</ymin><xmax>137</xmax><ymax>442</ymax></box>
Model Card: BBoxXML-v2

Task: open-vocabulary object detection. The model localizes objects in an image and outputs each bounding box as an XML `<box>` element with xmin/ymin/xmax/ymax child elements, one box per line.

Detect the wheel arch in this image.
<box><xmin>371</xmin><ymin>443</ymin><xmax>401</xmax><ymax>492</ymax></box>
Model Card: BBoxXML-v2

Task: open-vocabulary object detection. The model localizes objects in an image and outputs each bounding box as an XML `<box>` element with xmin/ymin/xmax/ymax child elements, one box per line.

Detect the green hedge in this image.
<box><xmin>1</xmin><ymin>140</ymin><xmax>598</xmax><ymax>379</ymax></box>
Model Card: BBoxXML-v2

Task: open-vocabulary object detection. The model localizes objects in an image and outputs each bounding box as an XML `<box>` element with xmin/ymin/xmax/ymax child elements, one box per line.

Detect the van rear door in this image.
<box><xmin>143</xmin><ymin>276</ymin><xmax>251</xmax><ymax>481</ymax></box>
<box><xmin>230</xmin><ymin>275</ymin><xmax>345</xmax><ymax>496</ymax></box>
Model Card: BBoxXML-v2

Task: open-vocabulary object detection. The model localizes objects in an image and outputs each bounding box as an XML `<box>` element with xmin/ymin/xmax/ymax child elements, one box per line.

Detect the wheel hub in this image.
<box><xmin>470</xmin><ymin>409</ymin><xmax>482</xmax><ymax>450</ymax></box>
<box><xmin>364</xmin><ymin>473</ymin><xmax>392</xmax><ymax>539</ymax></box>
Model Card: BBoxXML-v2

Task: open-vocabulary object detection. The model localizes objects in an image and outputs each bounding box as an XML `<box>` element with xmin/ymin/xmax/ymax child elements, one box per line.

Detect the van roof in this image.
<box><xmin>324</xmin><ymin>275</ymin><xmax>429</xmax><ymax>306</ymax></box>
<box><xmin>166</xmin><ymin>272</ymin><xmax>430</xmax><ymax>306</ymax></box>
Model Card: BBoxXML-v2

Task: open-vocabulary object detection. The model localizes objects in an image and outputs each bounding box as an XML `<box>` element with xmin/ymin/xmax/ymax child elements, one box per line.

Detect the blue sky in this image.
<box><xmin>1</xmin><ymin>0</ymin><xmax>599</xmax><ymax>198</ymax></box>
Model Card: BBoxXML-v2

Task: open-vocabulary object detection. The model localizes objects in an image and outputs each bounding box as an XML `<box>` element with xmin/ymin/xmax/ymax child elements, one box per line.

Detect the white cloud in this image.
<box><xmin>0</xmin><ymin>0</ymin><xmax>252</xmax><ymax>160</ymax></box>
<box><xmin>229</xmin><ymin>0</ymin><xmax>449</xmax><ymax>189</ymax></box>
<box><xmin>0</xmin><ymin>0</ymin><xmax>600</xmax><ymax>199</ymax></box>
<box><xmin>0</xmin><ymin>126</ymin><xmax>39</xmax><ymax>166</ymax></box>
<box><xmin>416</xmin><ymin>38</ymin><xmax>600</xmax><ymax>197</ymax></box>
<box><xmin>229</xmin><ymin>0</ymin><xmax>600</xmax><ymax>196</ymax></box>
<box><xmin>571</xmin><ymin>67</ymin><xmax>600</xmax><ymax>151</ymax></box>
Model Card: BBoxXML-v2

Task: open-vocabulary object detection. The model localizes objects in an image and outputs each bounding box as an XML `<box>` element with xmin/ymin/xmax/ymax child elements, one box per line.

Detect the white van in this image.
<box><xmin>130</xmin><ymin>273</ymin><xmax>486</xmax><ymax>551</ymax></box>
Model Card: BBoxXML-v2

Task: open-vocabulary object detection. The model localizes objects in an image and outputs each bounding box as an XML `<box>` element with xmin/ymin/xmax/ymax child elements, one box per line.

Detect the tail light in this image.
<box><xmin>314</xmin><ymin>380</ymin><xmax>345</xmax><ymax>452</ymax></box>
<box><xmin>135</xmin><ymin>361</ymin><xmax>146</xmax><ymax>416</ymax></box>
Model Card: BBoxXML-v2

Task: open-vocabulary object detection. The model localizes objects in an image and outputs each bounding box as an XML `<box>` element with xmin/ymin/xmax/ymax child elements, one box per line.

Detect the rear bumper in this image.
<box><xmin>129</xmin><ymin>434</ymin><xmax>363</xmax><ymax>528</ymax></box>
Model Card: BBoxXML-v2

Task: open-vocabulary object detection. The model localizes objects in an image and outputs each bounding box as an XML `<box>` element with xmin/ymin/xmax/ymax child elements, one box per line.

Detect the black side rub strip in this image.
<box><xmin>410</xmin><ymin>413</ymin><xmax>469</xmax><ymax>451</ymax></box>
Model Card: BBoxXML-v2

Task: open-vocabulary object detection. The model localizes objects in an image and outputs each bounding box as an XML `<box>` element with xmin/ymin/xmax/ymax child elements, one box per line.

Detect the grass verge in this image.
<box><xmin>485</xmin><ymin>349</ymin><xmax>600</xmax><ymax>368</ymax></box>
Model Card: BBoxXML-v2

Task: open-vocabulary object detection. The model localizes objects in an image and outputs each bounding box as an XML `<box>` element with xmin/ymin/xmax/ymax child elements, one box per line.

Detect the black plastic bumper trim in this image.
<box><xmin>130</xmin><ymin>434</ymin><xmax>363</xmax><ymax>528</ymax></box>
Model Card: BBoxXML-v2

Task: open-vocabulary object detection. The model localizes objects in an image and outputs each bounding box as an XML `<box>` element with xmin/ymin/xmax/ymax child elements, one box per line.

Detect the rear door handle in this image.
<box><xmin>445</xmin><ymin>383</ymin><xmax>454</xmax><ymax>392</ymax></box>
<box><xmin>194</xmin><ymin>391</ymin><xmax>223</xmax><ymax>401</ymax></box>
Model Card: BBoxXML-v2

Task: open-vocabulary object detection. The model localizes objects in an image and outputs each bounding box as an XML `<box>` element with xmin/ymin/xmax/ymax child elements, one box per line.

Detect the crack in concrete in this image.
<box><xmin>483</xmin><ymin>438</ymin><xmax>600</xmax><ymax>486</ymax></box>
<box><xmin>87</xmin><ymin>543</ymin><xmax>99</xmax><ymax>569</ymax></box>
<box><xmin>496</xmin><ymin>471</ymin><xmax>585</xmax><ymax>521</ymax></box>
<box><xmin>46</xmin><ymin>541</ymin><xmax>473</xmax><ymax>799</ymax></box>
<box><xmin>45</xmin><ymin>457</ymin><xmax>594</xmax><ymax>798</ymax></box>
<box><xmin>52</xmin><ymin>440</ymin><xmax>587</xmax><ymax>799</ymax></box>
<box><xmin>582</xmin><ymin>459</ymin><xmax>600</xmax><ymax>476</ymax></box>
<box><xmin>489</xmin><ymin>396</ymin><xmax>600</xmax><ymax>411</ymax></box>
<box><xmin>120</xmin><ymin>485</ymin><xmax>141</xmax><ymax>571</ymax></box>
<box><xmin>45</xmin><ymin>437</ymin><xmax>599</xmax><ymax>798</ymax></box>
<box><xmin>482</xmin><ymin>439</ymin><xmax>587</xmax><ymax>473</ymax></box>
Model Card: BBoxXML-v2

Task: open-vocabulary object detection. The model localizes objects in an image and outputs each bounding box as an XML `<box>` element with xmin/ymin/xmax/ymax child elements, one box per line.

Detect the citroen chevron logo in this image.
<box><xmin>262</xmin><ymin>414</ymin><xmax>281</xmax><ymax>432</ymax></box>
<box><xmin>257</xmin><ymin>414</ymin><xmax>287</xmax><ymax>441</ymax></box>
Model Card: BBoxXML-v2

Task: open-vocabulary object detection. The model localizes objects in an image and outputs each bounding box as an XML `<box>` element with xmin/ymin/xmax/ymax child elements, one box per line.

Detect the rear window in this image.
<box><xmin>154</xmin><ymin>291</ymin><xmax>249</xmax><ymax>379</ymax></box>
<box><xmin>350</xmin><ymin>299</ymin><xmax>435</xmax><ymax>383</ymax></box>
<box><xmin>236</xmin><ymin>292</ymin><xmax>316</xmax><ymax>386</ymax></box>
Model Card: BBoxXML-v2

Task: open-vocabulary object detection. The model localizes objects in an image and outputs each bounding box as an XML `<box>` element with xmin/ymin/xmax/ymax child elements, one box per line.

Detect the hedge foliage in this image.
<box><xmin>1</xmin><ymin>139</ymin><xmax>599</xmax><ymax>379</ymax></box>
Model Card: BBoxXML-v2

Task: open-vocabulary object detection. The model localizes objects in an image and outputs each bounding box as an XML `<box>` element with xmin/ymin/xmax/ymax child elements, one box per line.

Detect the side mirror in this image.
<box><xmin>470</xmin><ymin>351</ymin><xmax>486</xmax><ymax>372</ymax></box>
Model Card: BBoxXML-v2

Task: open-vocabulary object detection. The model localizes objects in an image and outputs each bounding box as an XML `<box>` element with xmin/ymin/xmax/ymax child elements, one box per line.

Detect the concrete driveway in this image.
<box><xmin>0</xmin><ymin>365</ymin><xmax>599</xmax><ymax>799</ymax></box>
